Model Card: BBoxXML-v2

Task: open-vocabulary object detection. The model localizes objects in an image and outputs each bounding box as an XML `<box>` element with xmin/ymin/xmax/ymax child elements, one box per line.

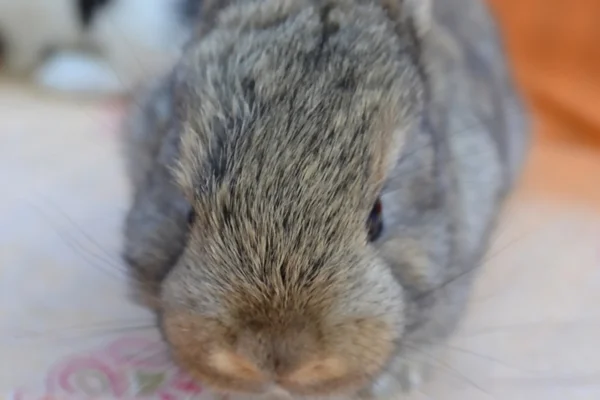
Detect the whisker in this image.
<box><xmin>403</xmin><ymin>343</ymin><xmax>496</xmax><ymax>398</ymax></box>
<box><xmin>31</xmin><ymin>196</ymin><xmax>125</xmax><ymax>266</ymax></box>
<box><xmin>481</xmin><ymin>220</ymin><xmax>544</xmax><ymax>265</ymax></box>
<box><xmin>12</xmin><ymin>318</ymin><xmax>155</xmax><ymax>337</ymax></box>
<box><xmin>9</xmin><ymin>324</ymin><xmax>157</xmax><ymax>345</ymax></box>
<box><xmin>498</xmin><ymin>374</ymin><xmax>600</xmax><ymax>388</ymax></box>
<box><xmin>418</xmin><ymin>216</ymin><xmax>549</xmax><ymax>304</ymax></box>
<box><xmin>25</xmin><ymin>200</ymin><xmax>128</xmax><ymax>281</ymax></box>
<box><xmin>472</xmin><ymin>218</ymin><xmax>584</xmax><ymax>304</ymax></box>
<box><xmin>440</xmin><ymin>343</ymin><xmax>534</xmax><ymax>374</ymax></box>
<box><xmin>41</xmin><ymin>195</ymin><xmax>124</xmax><ymax>263</ymax></box>
<box><xmin>55</xmin><ymin>224</ymin><xmax>124</xmax><ymax>280</ymax></box>
<box><xmin>459</xmin><ymin>318</ymin><xmax>600</xmax><ymax>337</ymax></box>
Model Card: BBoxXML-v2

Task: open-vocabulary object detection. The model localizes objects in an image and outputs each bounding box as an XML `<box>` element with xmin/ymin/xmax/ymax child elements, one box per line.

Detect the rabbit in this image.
<box><xmin>121</xmin><ymin>0</ymin><xmax>530</xmax><ymax>399</ymax></box>
<box><xmin>0</xmin><ymin>0</ymin><xmax>200</xmax><ymax>95</ymax></box>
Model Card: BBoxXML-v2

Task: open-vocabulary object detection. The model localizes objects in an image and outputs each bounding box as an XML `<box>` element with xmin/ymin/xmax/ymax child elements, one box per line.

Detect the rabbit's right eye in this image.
<box><xmin>367</xmin><ymin>198</ymin><xmax>383</xmax><ymax>242</ymax></box>
<box><xmin>187</xmin><ymin>209</ymin><xmax>196</xmax><ymax>225</ymax></box>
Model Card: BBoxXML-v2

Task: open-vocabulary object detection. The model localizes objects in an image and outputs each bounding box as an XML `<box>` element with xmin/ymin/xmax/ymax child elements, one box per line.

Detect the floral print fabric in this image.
<box><xmin>7</xmin><ymin>337</ymin><xmax>203</xmax><ymax>400</ymax></box>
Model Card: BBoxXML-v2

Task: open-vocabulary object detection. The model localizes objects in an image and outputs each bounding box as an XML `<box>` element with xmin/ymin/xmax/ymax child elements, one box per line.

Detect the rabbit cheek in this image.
<box><xmin>282</xmin><ymin>318</ymin><xmax>397</xmax><ymax>396</ymax></box>
<box><xmin>162</xmin><ymin>313</ymin><xmax>267</xmax><ymax>393</ymax></box>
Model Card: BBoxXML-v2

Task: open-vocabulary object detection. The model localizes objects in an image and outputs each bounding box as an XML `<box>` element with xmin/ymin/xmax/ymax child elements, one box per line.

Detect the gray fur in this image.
<box><xmin>122</xmin><ymin>0</ymin><xmax>529</xmax><ymax>398</ymax></box>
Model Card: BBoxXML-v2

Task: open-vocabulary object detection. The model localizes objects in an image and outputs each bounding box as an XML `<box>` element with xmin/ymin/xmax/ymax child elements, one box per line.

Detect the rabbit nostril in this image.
<box><xmin>367</xmin><ymin>198</ymin><xmax>383</xmax><ymax>242</ymax></box>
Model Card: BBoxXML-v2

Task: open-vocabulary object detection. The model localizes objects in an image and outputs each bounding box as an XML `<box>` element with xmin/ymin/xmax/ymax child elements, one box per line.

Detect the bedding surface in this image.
<box><xmin>1</xmin><ymin>80</ymin><xmax>599</xmax><ymax>400</ymax></box>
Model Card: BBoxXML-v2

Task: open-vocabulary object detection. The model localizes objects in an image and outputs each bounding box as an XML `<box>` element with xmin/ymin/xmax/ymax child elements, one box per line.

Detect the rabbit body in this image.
<box><xmin>122</xmin><ymin>0</ymin><xmax>529</xmax><ymax>398</ymax></box>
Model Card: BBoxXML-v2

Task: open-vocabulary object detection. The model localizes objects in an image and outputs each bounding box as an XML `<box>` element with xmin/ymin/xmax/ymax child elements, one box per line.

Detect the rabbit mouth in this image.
<box><xmin>367</xmin><ymin>198</ymin><xmax>383</xmax><ymax>242</ymax></box>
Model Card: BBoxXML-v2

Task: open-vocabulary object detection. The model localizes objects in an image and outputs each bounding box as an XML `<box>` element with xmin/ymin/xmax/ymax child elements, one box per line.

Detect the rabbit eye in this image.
<box><xmin>187</xmin><ymin>209</ymin><xmax>196</xmax><ymax>225</ymax></box>
<box><xmin>367</xmin><ymin>198</ymin><xmax>383</xmax><ymax>242</ymax></box>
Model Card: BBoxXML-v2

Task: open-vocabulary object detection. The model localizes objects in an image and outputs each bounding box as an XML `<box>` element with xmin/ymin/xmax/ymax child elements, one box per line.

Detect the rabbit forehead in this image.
<box><xmin>173</xmin><ymin>0</ymin><xmax>426</xmax><ymax>202</ymax></box>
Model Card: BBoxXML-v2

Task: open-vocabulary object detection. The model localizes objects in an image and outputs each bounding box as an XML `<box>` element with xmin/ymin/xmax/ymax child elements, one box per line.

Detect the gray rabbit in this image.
<box><xmin>122</xmin><ymin>0</ymin><xmax>530</xmax><ymax>399</ymax></box>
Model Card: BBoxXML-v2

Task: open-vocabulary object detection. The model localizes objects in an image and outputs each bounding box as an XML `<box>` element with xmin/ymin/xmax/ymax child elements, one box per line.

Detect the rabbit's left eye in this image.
<box><xmin>367</xmin><ymin>198</ymin><xmax>383</xmax><ymax>242</ymax></box>
<box><xmin>187</xmin><ymin>208</ymin><xmax>196</xmax><ymax>225</ymax></box>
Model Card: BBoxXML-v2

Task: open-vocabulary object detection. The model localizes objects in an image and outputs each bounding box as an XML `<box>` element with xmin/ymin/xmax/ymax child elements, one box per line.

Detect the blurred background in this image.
<box><xmin>491</xmin><ymin>0</ymin><xmax>600</xmax><ymax>148</ymax></box>
<box><xmin>489</xmin><ymin>0</ymin><xmax>600</xmax><ymax>205</ymax></box>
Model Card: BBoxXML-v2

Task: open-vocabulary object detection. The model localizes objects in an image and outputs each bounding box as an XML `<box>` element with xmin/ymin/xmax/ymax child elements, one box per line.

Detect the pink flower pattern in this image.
<box><xmin>12</xmin><ymin>336</ymin><xmax>204</xmax><ymax>400</ymax></box>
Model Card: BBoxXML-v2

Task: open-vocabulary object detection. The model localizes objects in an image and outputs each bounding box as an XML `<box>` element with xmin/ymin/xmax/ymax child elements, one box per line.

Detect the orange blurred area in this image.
<box><xmin>488</xmin><ymin>0</ymin><xmax>600</xmax><ymax>149</ymax></box>
<box><xmin>520</xmin><ymin>138</ymin><xmax>600</xmax><ymax>210</ymax></box>
<box><xmin>488</xmin><ymin>0</ymin><xmax>600</xmax><ymax>206</ymax></box>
